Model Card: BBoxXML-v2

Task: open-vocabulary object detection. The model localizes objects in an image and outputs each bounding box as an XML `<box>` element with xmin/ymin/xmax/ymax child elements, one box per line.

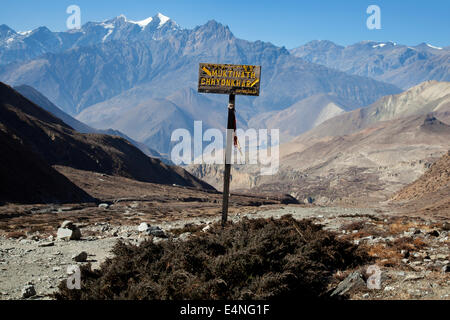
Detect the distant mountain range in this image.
<box><xmin>291</xmin><ymin>40</ymin><xmax>450</xmax><ymax>89</ymax></box>
<box><xmin>0</xmin><ymin>14</ymin><xmax>448</xmax><ymax>156</ymax></box>
<box><xmin>284</xmin><ymin>80</ymin><xmax>450</xmax><ymax>145</ymax></box>
<box><xmin>189</xmin><ymin>81</ymin><xmax>450</xmax><ymax>205</ymax></box>
<box><xmin>0</xmin><ymin>13</ymin><xmax>179</xmax><ymax>65</ymax></box>
<box><xmin>0</xmin><ymin>14</ymin><xmax>403</xmax><ymax>154</ymax></box>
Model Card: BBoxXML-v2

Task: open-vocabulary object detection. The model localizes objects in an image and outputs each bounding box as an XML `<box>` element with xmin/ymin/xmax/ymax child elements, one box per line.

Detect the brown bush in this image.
<box><xmin>169</xmin><ymin>223</ymin><xmax>205</xmax><ymax>236</ymax></box>
<box><xmin>54</xmin><ymin>216</ymin><xmax>370</xmax><ymax>300</ymax></box>
<box><xmin>5</xmin><ymin>231</ymin><xmax>26</xmax><ymax>239</ymax></box>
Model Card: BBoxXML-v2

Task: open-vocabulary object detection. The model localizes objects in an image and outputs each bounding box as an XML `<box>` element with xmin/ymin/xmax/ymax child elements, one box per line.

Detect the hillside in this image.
<box><xmin>393</xmin><ymin>150</ymin><xmax>450</xmax><ymax>201</ymax></box>
<box><xmin>0</xmin><ymin>82</ymin><xmax>213</xmax><ymax>194</ymax></box>
<box><xmin>291</xmin><ymin>40</ymin><xmax>450</xmax><ymax>89</ymax></box>
<box><xmin>248</xmin><ymin>93</ymin><xmax>354</xmax><ymax>142</ymax></box>
<box><xmin>13</xmin><ymin>85</ymin><xmax>163</xmax><ymax>159</ymax></box>
<box><xmin>0</xmin><ymin>130</ymin><xmax>93</xmax><ymax>204</ymax></box>
<box><xmin>282</xmin><ymin>81</ymin><xmax>450</xmax><ymax>154</ymax></box>
<box><xmin>253</xmin><ymin>114</ymin><xmax>450</xmax><ymax>204</ymax></box>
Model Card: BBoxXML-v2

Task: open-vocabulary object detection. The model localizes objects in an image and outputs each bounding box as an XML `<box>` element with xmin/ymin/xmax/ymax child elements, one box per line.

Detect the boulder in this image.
<box><xmin>304</xmin><ymin>197</ymin><xmax>314</xmax><ymax>204</ymax></box>
<box><xmin>61</xmin><ymin>220</ymin><xmax>75</xmax><ymax>229</ymax></box>
<box><xmin>57</xmin><ymin>227</ymin><xmax>81</xmax><ymax>241</ymax></box>
<box><xmin>178</xmin><ymin>232</ymin><xmax>191</xmax><ymax>241</ymax></box>
<box><xmin>72</xmin><ymin>251</ymin><xmax>88</xmax><ymax>262</ymax></box>
<box><xmin>21</xmin><ymin>284</ymin><xmax>36</xmax><ymax>299</ymax></box>
<box><xmin>98</xmin><ymin>203</ymin><xmax>109</xmax><ymax>209</ymax></box>
<box><xmin>147</xmin><ymin>226</ymin><xmax>166</xmax><ymax>238</ymax></box>
<box><xmin>138</xmin><ymin>223</ymin><xmax>166</xmax><ymax>238</ymax></box>
<box><xmin>331</xmin><ymin>271</ymin><xmax>366</xmax><ymax>297</ymax></box>
<box><xmin>428</xmin><ymin>230</ymin><xmax>440</xmax><ymax>237</ymax></box>
<box><xmin>138</xmin><ymin>222</ymin><xmax>150</xmax><ymax>232</ymax></box>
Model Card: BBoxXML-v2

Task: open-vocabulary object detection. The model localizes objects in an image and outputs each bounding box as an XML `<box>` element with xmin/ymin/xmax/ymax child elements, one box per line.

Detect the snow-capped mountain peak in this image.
<box><xmin>18</xmin><ymin>30</ymin><xmax>32</xmax><ymax>36</ymax></box>
<box><xmin>372</xmin><ymin>41</ymin><xmax>397</xmax><ymax>48</ymax></box>
<box><xmin>155</xmin><ymin>13</ymin><xmax>170</xmax><ymax>27</ymax></box>
<box><xmin>426</xmin><ymin>43</ymin><xmax>443</xmax><ymax>50</ymax></box>
<box><xmin>129</xmin><ymin>16</ymin><xmax>154</xmax><ymax>28</ymax></box>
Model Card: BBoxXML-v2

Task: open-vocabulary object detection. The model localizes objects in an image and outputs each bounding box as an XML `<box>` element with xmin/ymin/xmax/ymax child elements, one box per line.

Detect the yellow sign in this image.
<box><xmin>198</xmin><ymin>63</ymin><xmax>261</xmax><ymax>96</ymax></box>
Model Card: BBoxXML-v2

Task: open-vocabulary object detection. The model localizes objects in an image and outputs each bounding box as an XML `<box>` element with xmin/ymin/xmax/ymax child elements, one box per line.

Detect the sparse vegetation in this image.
<box><xmin>169</xmin><ymin>223</ymin><xmax>206</xmax><ymax>236</ymax></box>
<box><xmin>54</xmin><ymin>216</ymin><xmax>370</xmax><ymax>300</ymax></box>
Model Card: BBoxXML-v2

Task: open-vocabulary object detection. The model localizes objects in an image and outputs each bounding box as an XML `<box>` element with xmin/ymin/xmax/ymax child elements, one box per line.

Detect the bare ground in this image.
<box><xmin>0</xmin><ymin>167</ymin><xmax>448</xmax><ymax>300</ymax></box>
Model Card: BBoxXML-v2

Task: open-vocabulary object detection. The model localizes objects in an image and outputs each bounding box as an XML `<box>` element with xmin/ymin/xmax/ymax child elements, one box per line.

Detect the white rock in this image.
<box><xmin>98</xmin><ymin>203</ymin><xmax>109</xmax><ymax>209</ymax></box>
<box><xmin>72</xmin><ymin>251</ymin><xmax>88</xmax><ymax>262</ymax></box>
<box><xmin>178</xmin><ymin>233</ymin><xmax>191</xmax><ymax>241</ymax></box>
<box><xmin>202</xmin><ymin>225</ymin><xmax>212</xmax><ymax>232</ymax></box>
<box><xmin>138</xmin><ymin>223</ymin><xmax>150</xmax><ymax>232</ymax></box>
<box><xmin>57</xmin><ymin>227</ymin><xmax>81</xmax><ymax>241</ymax></box>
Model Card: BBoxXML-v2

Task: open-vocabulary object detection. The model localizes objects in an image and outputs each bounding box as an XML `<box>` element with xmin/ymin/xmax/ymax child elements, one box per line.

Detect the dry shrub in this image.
<box><xmin>169</xmin><ymin>223</ymin><xmax>205</xmax><ymax>236</ymax></box>
<box><xmin>389</xmin><ymin>221</ymin><xmax>414</xmax><ymax>234</ymax></box>
<box><xmin>391</xmin><ymin>237</ymin><xmax>427</xmax><ymax>251</ymax></box>
<box><xmin>54</xmin><ymin>216</ymin><xmax>370</xmax><ymax>300</ymax></box>
<box><xmin>5</xmin><ymin>231</ymin><xmax>26</xmax><ymax>239</ymax></box>
<box><xmin>365</xmin><ymin>243</ymin><xmax>401</xmax><ymax>259</ymax></box>
<box><xmin>342</xmin><ymin>221</ymin><xmax>366</xmax><ymax>231</ymax></box>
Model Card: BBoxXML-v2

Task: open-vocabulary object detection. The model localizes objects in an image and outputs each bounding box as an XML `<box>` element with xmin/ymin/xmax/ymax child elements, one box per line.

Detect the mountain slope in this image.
<box><xmin>252</xmin><ymin>114</ymin><xmax>450</xmax><ymax>204</ymax></box>
<box><xmin>248</xmin><ymin>93</ymin><xmax>354</xmax><ymax>142</ymax></box>
<box><xmin>13</xmin><ymin>84</ymin><xmax>163</xmax><ymax>159</ymax></box>
<box><xmin>0</xmin><ymin>129</ymin><xmax>94</xmax><ymax>204</ymax></box>
<box><xmin>284</xmin><ymin>81</ymin><xmax>450</xmax><ymax>152</ymax></box>
<box><xmin>393</xmin><ymin>150</ymin><xmax>450</xmax><ymax>201</ymax></box>
<box><xmin>78</xmin><ymin>97</ymin><xmax>195</xmax><ymax>155</ymax></box>
<box><xmin>0</xmin><ymin>82</ymin><xmax>213</xmax><ymax>190</ymax></box>
<box><xmin>291</xmin><ymin>40</ymin><xmax>450</xmax><ymax>89</ymax></box>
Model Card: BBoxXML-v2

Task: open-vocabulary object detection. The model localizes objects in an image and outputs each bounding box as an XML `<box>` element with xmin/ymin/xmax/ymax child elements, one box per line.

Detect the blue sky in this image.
<box><xmin>1</xmin><ymin>0</ymin><xmax>449</xmax><ymax>48</ymax></box>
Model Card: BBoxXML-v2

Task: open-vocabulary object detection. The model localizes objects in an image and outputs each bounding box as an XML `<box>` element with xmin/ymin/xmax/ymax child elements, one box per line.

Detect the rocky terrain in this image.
<box><xmin>0</xmin><ymin>165</ymin><xmax>298</xmax><ymax>300</ymax></box>
<box><xmin>390</xmin><ymin>150</ymin><xmax>450</xmax><ymax>216</ymax></box>
<box><xmin>393</xmin><ymin>151</ymin><xmax>450</xmax><ymax>202</ymax></box>
<box><xmin>0</xmin><ymin>116</ymin><xmax>448</xmax><ymax>300</ymax></box>
<box><xmin>1</xmin><ymin>181</ymin><xmax>448</xmax><ymax>300</ymax></box>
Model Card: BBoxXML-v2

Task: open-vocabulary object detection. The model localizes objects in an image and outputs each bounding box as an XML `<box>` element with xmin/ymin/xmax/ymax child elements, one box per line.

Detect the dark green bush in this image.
<box><xmin>55</xmin><ymin>215</ymin><xmax>369</xmax><ymax>300</ymax></box>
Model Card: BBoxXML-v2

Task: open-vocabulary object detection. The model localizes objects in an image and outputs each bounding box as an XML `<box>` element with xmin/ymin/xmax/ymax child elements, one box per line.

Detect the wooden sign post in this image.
<box><xmin>198</xmin><ymin>63</ymin><xmax>261</xmax><ymax>227</ymax></box>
